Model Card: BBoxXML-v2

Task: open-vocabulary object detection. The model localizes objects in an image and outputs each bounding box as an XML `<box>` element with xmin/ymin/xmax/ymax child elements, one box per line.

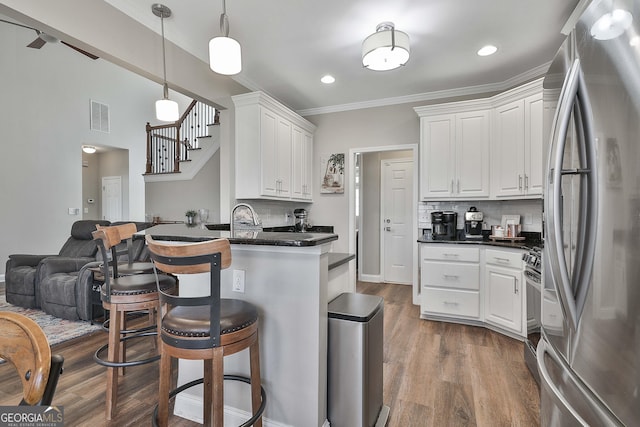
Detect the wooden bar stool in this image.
<box><xmin>96</xmin><ymin>223</ymin><xmax>154</xmax><ymax>275</ymax></box>
<box><xmin>146</xmin><ymin>235</ymin><xmax>266</xmax><ymax>427</ymax></box>
<box><xmin>92</xmin><ymin>226</ymin><xmax>177</xmax><ymax>420</ymax></box>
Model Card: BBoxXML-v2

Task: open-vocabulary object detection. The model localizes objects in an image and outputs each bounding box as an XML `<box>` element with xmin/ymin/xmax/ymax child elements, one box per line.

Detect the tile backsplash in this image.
<box><xmin>418</xmin><ymin>199</ymin><xmax>543</xmax><ymax>232</ymax></box>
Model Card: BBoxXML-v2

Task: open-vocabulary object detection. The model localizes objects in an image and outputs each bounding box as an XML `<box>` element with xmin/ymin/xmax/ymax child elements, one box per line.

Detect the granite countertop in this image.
<box><xmin>328</xmin><ymin>253</ymin><xmax>355</xmax><ymax>270</ymax></box>
<box><xmin>137</xmin><ymin>223</ymin><xmax>338</xmax><ymax>247</ymax></box>
<box><xmin>417</xmin><ymin>231</ymin><xmax>542</xmax><ymax>250</ymax></box>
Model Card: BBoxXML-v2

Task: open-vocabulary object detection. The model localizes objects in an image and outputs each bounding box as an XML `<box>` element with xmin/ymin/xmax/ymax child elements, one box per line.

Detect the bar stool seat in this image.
<box><xmin>146</xmin><ymin>235</ymin><xmax>266</xmax><ymax>427</ymax></box>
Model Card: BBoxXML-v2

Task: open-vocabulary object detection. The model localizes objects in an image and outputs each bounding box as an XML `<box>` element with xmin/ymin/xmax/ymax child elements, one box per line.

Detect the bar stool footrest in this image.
<box><xmin>93</xmin><ymin>331</ymin><xmax>160</xmax><ymax>368</ymax></box>
<box><xmin>152</xmin><ymin>375</ymin><xmax>267</xmax><ymax>427</ymax></box>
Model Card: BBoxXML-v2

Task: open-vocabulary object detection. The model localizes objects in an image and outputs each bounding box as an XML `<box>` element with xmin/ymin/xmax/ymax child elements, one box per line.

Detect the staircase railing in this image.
<box><xmin>145</xmin><ymin>100</ymin><xmax>218</xmax><ymax>174</ymax></box>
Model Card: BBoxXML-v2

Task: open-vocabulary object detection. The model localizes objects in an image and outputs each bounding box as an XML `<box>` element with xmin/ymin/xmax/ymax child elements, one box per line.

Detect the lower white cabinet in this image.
<box><xmin>484</xmin><ymin>248</ymin><xmax>525</xmax><ymax>337</ymax></box>
<box><xmin>420</xmin><ymin>244</ymin><xmax>481</xmax><ymax>321</ymax></box>
<box><xmin>420</xmin><ymin>244</ymin><xmax>526</xmax><ymax>338</ymax></box>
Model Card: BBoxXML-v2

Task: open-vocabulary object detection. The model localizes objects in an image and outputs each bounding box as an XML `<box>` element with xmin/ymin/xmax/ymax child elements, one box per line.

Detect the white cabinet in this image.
<box><xmin>233</xmin><ymin>91</ymin><xmax>316</xmax><ymax>201</ymax></box>
<box><xmin>491</xmin><ymin>89</ymin><xmax>543</xmax><ymax>198</ymax></box>
<box><xmin>484</xmin><ymin>248</ymin><xmax>525</xmax><ymax>337</ymax></box>
<box><xmin>420</xmin><ymin>244</ymin><xmax>481</xmax><ymax>320</ymax></box>
<box><xmin>417</xmin><ymin>109</ymin><xmax>490</xmax><ymax>200</ymax></box>
<box><xmin>291</xmin><ymin>125</ymin><xmax>313</xmax><ymax>200</ymax></box>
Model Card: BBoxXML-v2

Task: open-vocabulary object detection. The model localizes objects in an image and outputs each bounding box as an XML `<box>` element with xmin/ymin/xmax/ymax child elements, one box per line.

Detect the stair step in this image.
<box><xmin>187</xmin><ymin>148</ymin><xmax>201</xmax><ymax>151</ymax></box>
<box><xmin>143</xmin><ymin>171</ymin><xmax>182</xmax><ymax>176</ymax></box>
<box><xmin>197</xmin><ymin>135</ymin><xmax>212</xmax><ymax>139</ymax></box>
<box><xmin>178</xmin><ymin>159</ymin><xmax>192</xmax><ymax>163</ymax></box>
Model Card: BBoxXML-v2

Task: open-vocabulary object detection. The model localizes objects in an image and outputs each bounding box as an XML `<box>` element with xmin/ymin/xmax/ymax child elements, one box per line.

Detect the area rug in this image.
<box><xmin>0</xmin><ymin>287</ymin><xmax>101</xmax><ymax>347</ymax></box>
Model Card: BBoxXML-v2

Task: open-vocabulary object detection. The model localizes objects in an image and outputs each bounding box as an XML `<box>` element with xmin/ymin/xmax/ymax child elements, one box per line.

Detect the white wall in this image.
<box><xmin>306</xmin><ymin>103</ymin><xmax>423</xmax><ymax>253</ymax></box>
<box><xmin>0</xmin><ymin>20</ymin><xmax>187</xmax><ymax>275</ymax></box>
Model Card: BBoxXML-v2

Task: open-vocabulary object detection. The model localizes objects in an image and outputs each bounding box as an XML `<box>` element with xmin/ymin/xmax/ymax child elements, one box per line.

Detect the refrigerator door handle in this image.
<box><xmin>537</xmin><ymin>339</ymin><xmax>622</xmax><ymax>426</ymax></box>
<box><xmin>545</xmin><ymin>58</ymin><xmax>598</xmax><ymax>331</ymax></box>
<box><xmin>546</xmin><ymin>59</ymin><xmax>582</xmax><ymax>330</ymax></box>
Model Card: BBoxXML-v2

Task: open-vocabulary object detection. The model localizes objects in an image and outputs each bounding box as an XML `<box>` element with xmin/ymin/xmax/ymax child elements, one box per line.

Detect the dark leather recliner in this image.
<box><xmin>37</xmin><ymin>221</ymin><xmax>153</xmax><ymax>321</ymax></box>
<box><xmin>5</xmin><ymin>220</ymin><xmax>110</xmax><ymax>309</ymax></box>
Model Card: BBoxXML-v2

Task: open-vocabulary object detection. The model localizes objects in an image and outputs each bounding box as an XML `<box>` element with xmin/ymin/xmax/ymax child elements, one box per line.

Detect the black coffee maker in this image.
<box><xmin>464</xmin><ymin>206</ymin><xmax>484</xmax><ymax>240</ymax></box>
<box><xmin>431</xmin><ymin>211</ymin><xmax>457</xmax><ymax>240</ymax></box>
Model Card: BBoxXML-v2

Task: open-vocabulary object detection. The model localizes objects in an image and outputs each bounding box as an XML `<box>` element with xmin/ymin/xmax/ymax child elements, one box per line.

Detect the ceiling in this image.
<box><xmin>103</xmin><ymin>0</ymin><xmax>581</xmax><ymax>114</ymax></box>
<box><xmin>13</xmin><ymin>0</ymin><xmax>582</xmax><ymax>115</ymax></box>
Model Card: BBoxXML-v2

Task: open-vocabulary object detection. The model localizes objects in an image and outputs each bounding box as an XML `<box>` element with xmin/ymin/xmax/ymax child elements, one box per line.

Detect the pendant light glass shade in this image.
<box><xmin>362</xmin><ymin>22</ymin><xmax>410</xmax><ymax>71</ymax></box>
<box><xmin>156</xmin><ymin>98</ymin><xmax>179</xmax><ymax>122</ymax></box>
<box><xmin>209</xmin><ymin>36</ymin><xmax>242</xmax><ymax>75</ymax></box>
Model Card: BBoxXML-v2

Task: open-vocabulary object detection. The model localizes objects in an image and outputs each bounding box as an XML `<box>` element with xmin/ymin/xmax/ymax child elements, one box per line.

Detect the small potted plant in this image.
<box><xmin>185</xmin><ymin>210</ymin><xmax>198</xmax><ymax>226</ymax></box>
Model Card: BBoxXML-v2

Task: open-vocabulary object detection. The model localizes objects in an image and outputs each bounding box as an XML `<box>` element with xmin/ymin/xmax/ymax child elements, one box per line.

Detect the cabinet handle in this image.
<box><xmin>451</xmin><ymin>180</ymin><xmax>454</xmax><ymax>193</ymax></box>
<box><xmin>457</xmin><ymin>179</ymin><xmax>460</xmax><ymax>193</ymax></box>
<box><xmin>494</xmin><ymin>257</ymin><xmax>510</xmax><ymax>263</ymax></box>
<box><xmin>442</xmin><ymin>274</ymin><xmax>459</xmax><ymax>279</ymax></box>
<box><xmin>443</xmin><ymin>301</ymin><xmax>459</xmax><ymax>306</ymax></box>
<box><xmin>518</xmin><ymin>174</ymin><xmax>523</xmax><ymax>190</ymax></box>
<box><xmin>514</xmin><ymin>282</ymin><xmax>519</xmax><ymax>294</ymax></box>
<box><xmin>524</xmin><ymin>174</ymin><xmax>529</xmax><ymax>190</ymax></box>
<box><xmin>443</xmin><ymin>253</ymin><xmax>460</xmax><ymax>258</ymax></box>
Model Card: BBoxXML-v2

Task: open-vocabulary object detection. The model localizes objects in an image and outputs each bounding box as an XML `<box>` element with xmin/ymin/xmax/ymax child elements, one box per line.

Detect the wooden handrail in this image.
<box><xmin>145</xmin><ymin>100</ymin><xmax>216</xmax><ymax>175</ymax></box>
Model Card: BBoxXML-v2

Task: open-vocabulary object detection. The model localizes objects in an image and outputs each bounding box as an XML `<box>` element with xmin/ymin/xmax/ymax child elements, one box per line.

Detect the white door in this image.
<box><xmin>102</xmin><ymin>176</ymin><xmax>122</xmax><ymax>221</ymax></box>
<box><xmin>381</xmin><ymin>159</ymin><xmax>413</xmax><ymax>284</ymax></box>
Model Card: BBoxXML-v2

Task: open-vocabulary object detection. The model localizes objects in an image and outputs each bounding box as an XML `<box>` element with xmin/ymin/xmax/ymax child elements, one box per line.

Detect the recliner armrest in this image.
<box><xmin>7</xmin><ymin>254</ymin><xmax>54</xmax><ymax>269</ymax></box>
<box><xmin>36</xmin><ymin>256</ymin><xmax>96</xmax><ymax>278</ymax></box>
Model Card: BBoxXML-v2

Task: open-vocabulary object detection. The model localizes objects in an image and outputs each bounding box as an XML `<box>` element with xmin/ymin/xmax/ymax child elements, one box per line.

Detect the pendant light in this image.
<box><xmin>152</xmin><ymin>4</ymin><xmax>179</xmax><ymax>122</ymax></box>
<box><xmin>362</xmin><ymin>22</ymin><xmax>410</xmax><ymax>71</ymax></box>
<box><xmin>209</xmin><ymin>0</ymin><xmax>242</xmax><ymax>75</ymax></box>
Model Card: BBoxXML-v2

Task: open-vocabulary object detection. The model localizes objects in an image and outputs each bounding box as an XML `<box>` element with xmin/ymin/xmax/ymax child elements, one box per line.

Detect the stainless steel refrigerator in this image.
<box><xmin>540</xmin><ymin>0</ymin><xmax>640</xmax><ymax>425</ymax></box>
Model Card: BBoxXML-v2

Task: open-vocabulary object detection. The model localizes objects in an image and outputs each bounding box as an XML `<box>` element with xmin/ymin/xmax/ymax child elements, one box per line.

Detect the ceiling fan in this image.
<box><xmin>0</xmin><ymin>18</ymin><xmax>98</xmax><ymax>60</ymax></box>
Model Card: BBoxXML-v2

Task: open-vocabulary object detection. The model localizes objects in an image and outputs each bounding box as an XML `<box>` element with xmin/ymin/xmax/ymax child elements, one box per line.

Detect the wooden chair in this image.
<box><xmin>146</xmin><ymin>235</ymin><xmax>266</xmax><ymax>427</ymax></box>
<box><xmin>96</xmin><ymin>223</ymin><xmax>154</xmax><ymax>275</ymax></box>
<box><xmin>92</xmin><ymin>226</ymin><xmax>177</xmax><ymax>420</ymax></box>
<box><xmin>0</xmin><ymin>312</ymin><xmax>64</xmax><ymax>406</ymax></box>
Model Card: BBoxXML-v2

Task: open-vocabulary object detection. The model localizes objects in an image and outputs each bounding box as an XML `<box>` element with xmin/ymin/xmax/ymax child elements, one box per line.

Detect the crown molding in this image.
<box><xmin>297</xmin><ymin>61</ymin><xmax>551</xmax><ymax>117</ymax></box>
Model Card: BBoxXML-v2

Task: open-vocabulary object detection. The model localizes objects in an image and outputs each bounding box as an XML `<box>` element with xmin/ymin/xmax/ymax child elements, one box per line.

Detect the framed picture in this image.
<box><xmin>321</xmin><ymin>153</ymin><xmax>344</xmax><ymax>194</ymax></box>
<box><xmin>606</xmin><ymin>137</ymin><xmax>622</xmax><ymax>187</ymax></box>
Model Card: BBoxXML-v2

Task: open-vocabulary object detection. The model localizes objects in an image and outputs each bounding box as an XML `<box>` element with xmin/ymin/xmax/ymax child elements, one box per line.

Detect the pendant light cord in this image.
<box><xmin>220</xmin><ymin>0</ymin><xmax>230</xmax><ymax>37</ymax></box>
<box><xmin>160</xmin><ymin>13</ymin><xmax>169</xmax><ymax>99</ymax></box>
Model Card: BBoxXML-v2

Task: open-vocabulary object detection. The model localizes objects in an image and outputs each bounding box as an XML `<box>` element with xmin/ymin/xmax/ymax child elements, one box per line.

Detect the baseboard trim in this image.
<box><xmin>359</xmin><ymin>273</ymin><xmax>381</xmax><ymax>283</ymax></box>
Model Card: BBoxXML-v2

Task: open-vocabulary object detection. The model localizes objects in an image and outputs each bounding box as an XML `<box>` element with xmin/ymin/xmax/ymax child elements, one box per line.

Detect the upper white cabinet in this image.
<box><xmin>233</xmin><ymin>91</ymin><xmax>316</xmax><ymax>201</ymax></box>
<box><xmin>416</xmin><ymin>102</ymin><xmax>491</xmax><ymax>200</ymax></box>
<box><xmin>491</xmin><ymin>82</ymin><xmax>544</xmax><ymax>198</ymax></box>
<box><xmin>415</xmin><ymin>79</ymin><xmax>543</xmax><ymax>201</ymax></box>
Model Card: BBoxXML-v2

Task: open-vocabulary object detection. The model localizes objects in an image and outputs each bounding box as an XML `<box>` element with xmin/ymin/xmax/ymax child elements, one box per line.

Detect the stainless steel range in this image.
<box><xmin>523</xmin><ymin>246</ymin><xmax>542</xmax><ymax>385</ymax></box>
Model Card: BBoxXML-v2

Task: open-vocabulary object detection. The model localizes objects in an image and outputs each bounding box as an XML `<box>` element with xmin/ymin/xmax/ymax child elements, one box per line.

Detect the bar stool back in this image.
<box><xmin>96</xmin><ymin>223</ymin><xmax>154</xmax><ymax>275</ymax></box>
<box><xmin>93</xmin><ymin>226</ymin><xmax>177</xmax><ymax>420</ymax></box>
<box><xmin>146</xmin><ymin>235</ymin><xmax>265</xmax><ymax>427</ymax></box>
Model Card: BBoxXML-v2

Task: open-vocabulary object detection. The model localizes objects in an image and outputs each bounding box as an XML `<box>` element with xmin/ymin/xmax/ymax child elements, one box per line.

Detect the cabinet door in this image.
<box><xmin>260</xmin><ymin>108</ymin><xmax>279</xmax><ymax>196</ymax></box>
<box><xmin>291</xmin><ymin>126</ymin><xmax>313</xmax><ymax>201</ymax></box>
<box><xmin>492</xmin><ymin>100</ymin><xmax>525</xmax><ymax>197</ymax></box>
<box><xmin>276</xmin><ymin>116</ymin><xmax>292</xmax><ymax>197</ymax></box>
<box><xmin>484</xmin><ymin>264</ymin><xmax>523</xmax><ymax>335</ymax></box>
<box><xmin>456</xmin><ymin>110</ymin><xmax>490</xmax><ymax>198</ymax></box>
<box><xmin>524</xmin><ymin>93</ymin><xmax>543</xmax><ymax>196</ymax></box>
<box><xmin>420</xmin><ymin>115</ymin><xmax>455</xmax><ymax>199</ymax></box>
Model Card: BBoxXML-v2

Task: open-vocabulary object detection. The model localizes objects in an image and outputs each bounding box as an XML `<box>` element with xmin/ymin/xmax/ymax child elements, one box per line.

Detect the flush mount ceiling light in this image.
<box><xmin>82</xmin><ymin>145</ymin><xmax>96</xmax><ymax>154</ymax></box>
<box><xmin>362</xmin><ymin>22</ymin><xmax>410</xmax><ymax>71</ymax></box>
<box><xmin>209</xmin><ymin>0</ymin><xmax>242</xmax><ymax>75</ymax></box>
<box><xmin>477</xmin><ymin>45</ymin><xmax>498</xmax><ymax>56</ymax></box>
<box><xmin>152</xmin><ymin>4</ymin><xmax>179</xmax><ymax>122</ymax></box>
<box><xmin>591</xmin><ymin>9</ymin><xmax>633</xmax><ymax>40</ymax></box>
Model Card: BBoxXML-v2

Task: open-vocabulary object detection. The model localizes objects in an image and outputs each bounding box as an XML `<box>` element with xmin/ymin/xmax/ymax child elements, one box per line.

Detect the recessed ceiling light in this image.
<box><xmin>631</xmin><ymin>36</ymin><xmax>640</xmax><ymax>46</ymax></box>
<box><xmin>477</xmin><ymin>45</ymin><xmax>498</xmax><ymax>56</ymax></box>
<box><xmin>321</xmin><ymin>75</ymin><xmax>335</xmax><ymax>84</ymax></box>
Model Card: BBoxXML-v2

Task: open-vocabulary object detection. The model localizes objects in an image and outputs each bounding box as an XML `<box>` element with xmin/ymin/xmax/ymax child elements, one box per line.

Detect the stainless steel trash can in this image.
<box><xmin>328</xmin><ymin>292</ymin><xmax>390</xmax><ymax>427</ymax></box>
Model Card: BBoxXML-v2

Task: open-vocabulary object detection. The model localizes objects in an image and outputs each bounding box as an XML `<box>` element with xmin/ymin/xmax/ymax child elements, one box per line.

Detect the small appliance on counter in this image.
<box><xmin>431</xmin><ymin>211</ymin><xmax>457</xmax><ymax>240</ymax></box>
<box><xmin>464</xmin><ymin>207</ymin><xmax>484</xmax><ymax>240</ymax></box>
<box><xmin>294</xmin><ymin>208</ymin><xmax>311</xmax><ymax>232</ymax></box>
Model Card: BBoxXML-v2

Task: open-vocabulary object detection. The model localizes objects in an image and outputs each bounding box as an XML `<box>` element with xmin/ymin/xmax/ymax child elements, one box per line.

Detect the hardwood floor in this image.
<box><xmin>0</xmin><ymin>282</ymin><xmax>539</xmax><ymax>426</ymax></box>
<box><xmin>357</xmin><ymin>281</ymin><xmax>540</xmax><ymax>426</ymax></box>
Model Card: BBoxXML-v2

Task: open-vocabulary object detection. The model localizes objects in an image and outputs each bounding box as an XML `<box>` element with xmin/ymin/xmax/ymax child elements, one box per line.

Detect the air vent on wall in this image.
<box><xmin>90</xmin><ymin>100</ymin><xmax>110</xmax><ymax>133</ymax></box>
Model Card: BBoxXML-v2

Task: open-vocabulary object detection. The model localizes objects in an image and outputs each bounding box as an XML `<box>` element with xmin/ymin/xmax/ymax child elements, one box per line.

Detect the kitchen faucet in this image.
<box><xmin>231</xmin><ymin>203</ymin><xmax>262</xmax><ymax>234</ymax></box>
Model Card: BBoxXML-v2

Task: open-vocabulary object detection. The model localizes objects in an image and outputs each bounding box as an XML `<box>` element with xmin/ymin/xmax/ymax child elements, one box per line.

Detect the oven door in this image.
<box><xmin>524</xmin><ymin>266</ymin><xmax>542</xmax><ymax>385</ymax></box>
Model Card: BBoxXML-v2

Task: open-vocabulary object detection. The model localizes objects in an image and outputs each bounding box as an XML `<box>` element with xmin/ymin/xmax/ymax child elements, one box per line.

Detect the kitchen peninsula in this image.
<box><xmin>136</xmin><ymin>223</ymin><xmax>339</xmax><ymax>427</ymax></box>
